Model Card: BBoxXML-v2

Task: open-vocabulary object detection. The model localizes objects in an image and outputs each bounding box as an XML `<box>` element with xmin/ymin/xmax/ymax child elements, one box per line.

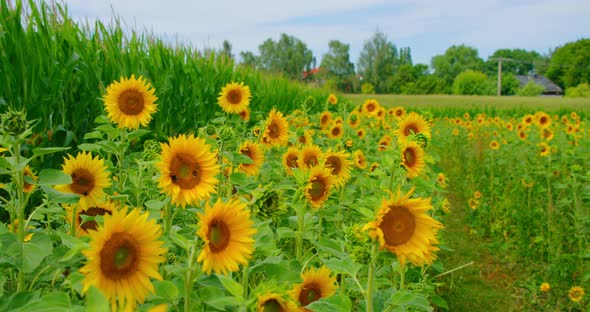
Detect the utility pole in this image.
<box><xmin>490</xmin><ymin>57</ymin><xmax>513</xmax><ymax>96</ymax></box>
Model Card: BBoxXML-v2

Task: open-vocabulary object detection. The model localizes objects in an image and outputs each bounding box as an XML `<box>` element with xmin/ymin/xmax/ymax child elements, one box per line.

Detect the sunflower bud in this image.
<box><xmin>142</xmin><ymin>139</ymin><xmax>162</xmax><ymax>161</ymax></box>
<box><xmin>414</xmin><ymin>133</ymin><xmax>429</xmax><ymax>148</ymax></box>
<box><xmin>218</xmin><ymin>126</ymin><xmax>234</xmax><ymax>141</ymax></box>
<box><xmin>252</xmin><ymin>186</ymin><xmax>287</xmax><ymax>221</ymax></box>
<box><xmin>205</xmin><ymin>125</ymin><xmax>217</xmax><ymax>136</ymax></box>
<box><xmin>0</xmin><ymin>109</ymin><xmax>33</xmax><ymax>138</ymax></box>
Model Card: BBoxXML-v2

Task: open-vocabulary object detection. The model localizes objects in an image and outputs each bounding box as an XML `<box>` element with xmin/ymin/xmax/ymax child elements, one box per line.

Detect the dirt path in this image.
<box><xmin>436</xmin><ymin>197</ymin><xmax>523</xmax><ymax>311</ymax></box>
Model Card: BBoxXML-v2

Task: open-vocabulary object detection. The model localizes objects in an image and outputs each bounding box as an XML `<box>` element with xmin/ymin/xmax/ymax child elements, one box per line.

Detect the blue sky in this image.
<box><xmin>64</xmin><ymin>0</ymin><xmax>590</xmax><ymax>67</ymax></box>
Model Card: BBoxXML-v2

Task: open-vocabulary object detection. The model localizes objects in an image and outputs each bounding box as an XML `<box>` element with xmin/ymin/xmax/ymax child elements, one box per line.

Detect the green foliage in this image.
<box><xmin>565</xmin><ymin>82</ymin><xmax>590</xmax><ymax>97</ymax></box>
<box><xmin>432</xmin><ymin>45</ymin><xmax>485</xmax><ymax>90</ymax></box>
<box><xmin>498</xmin><ymin>73</ymin><xmax>521</xmax><ymax>96</ymax></box>
<box><xmin>484</xmin><ymin>49</ymin><xmax>542</xmax><ymax>75</ymax></box>
<box><xmin>258</xmin><ymin>33</ymin><xmax>316</xmax><ymax>80</ymax></box>
<box><xmin>361</xmin><ymin>83</ymin><xmax>376</xmax><ymax>94</ymax></box>
<box><xmin>319</xmin><ymin>40</ymin><xmax>355</xmax><ymax>92</ymax></box>
<box><xmin>452</xmin><ymin>70</ymin><xmax>494</xmax><ymax>95</ymax></box>
<box><xmin>546</xmin><ymin>39</ymin><xmax>590</xmax><ymax>88</ymax></box>
<box><xmin>517</xmin><ymin>81</ymin><xmax>545</xmax><ymax>96</ymax></box>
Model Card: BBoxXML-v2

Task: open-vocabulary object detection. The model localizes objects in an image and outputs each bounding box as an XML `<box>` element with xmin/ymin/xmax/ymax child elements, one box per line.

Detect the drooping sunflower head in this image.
<box><xmin>298</xmin><ymin>145</ymin><xmax>324</xmax><ymax>169</ymax></box>
<box><xmin>324</xmin><ymin>149</ymin><xmax>353</xmax><ymax>188</ymax></box>
<box><xmin>400</xmin><ymin>141</ymin><xmax>426</xmax><ymax>179</ymax></box>
<box><xmin>256</xmin><ymin>292</ymin><xmax>297</xmax><ymax>312</ymax></box>
<box><xmin>56</xmin><ymin>151</ymin><xmax>111</xmax><ymax>210</ymax></box>
<box><xmin>23</xmin><ymin>165</ymin><xmax>37</xmax><ymax>193</ymax></box>
<box><xmin>489</xmin><ymin>140</ymin><xmax>500</xmax><ymax>150</ymax></box>
<box><xmin>80</xmin><ymin>207</ymin><xmax>167</xmax><ymax>309</ymax></box>
<box><xmin>353</xmin><ymin>150</ymin><xmax>367</xmax><ymax>169</ymax></box>
<box><xmin>157</xmin><ymin>134</ymin><xmax>220</xmax><ymax>207</ymax></box>
<box><xmin>67</xmin><ymin>200</ymin><xmax>116</xmax><ymax>236</ymax></box>
<box><xmin>395</xmin><ymin>112</ymin><xmax>431</xmax><ymax>143</ymax></box>
<box><xmin>237</xmin><ymin>140</ymin><xmax>265</xmax><ymax>176</ymax></box>
<box><xmin>327</xmin><ymin>123</ymin><xmax>343</xmax><ymax>139</ymax></box>
<box><xmin>197</xmin><ymin>198</ymin><xmax>257</xmax><ymax>275</ymax></box>
<box><xmin>262</xmin><ymin>109</ymin><xmax>290</xmax><ymax>146</ymax></box>
<box><xmin>327</xmin><ymin>93</ymin><xmax>338</xmax><ymax>105</ymax></box>
<box><xmin>319</xmin><ymin>111</ymin><xmax>332</xmax><ymax>130</ymax></box>
<box><xmin>217</xmin><ymin>81</ymin><xmax>252</xmax><ymax>114</ymax></box>
<box><xmin>364</xmin><ymin>188</ymin><xmax>443</xmax><ymax>266</ymax></box>
<box><xmin>289</xmin><ymin>266</ymin><xmax>337</xmax><ymax>310</ymax></box>
<box><xmin>568</xmin><ymin>286</ymin><xmax>585</xmax><ymax>302</ymax></box>
<box><xmin>305</xmin><ymin>166</ymin><xmax>335</xmax><ymax>209</ymax></box>
<box><xmin>283</xmin><ymin>147</ymin><xmax>301</xmax><ymax>175</ymax></box>
<box><xmin>103</xmin><ymin>75</ymin><xmax>158</xmax><ymax>130</ymax></box>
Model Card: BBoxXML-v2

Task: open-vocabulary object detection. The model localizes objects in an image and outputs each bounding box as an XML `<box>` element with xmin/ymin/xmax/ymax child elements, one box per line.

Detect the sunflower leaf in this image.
<box><xmin>38</xmin><ymin>169</ymin><xmax>72</xmax><ymax>185</ymax></box>
<box><xmin>307</xmin><ymin>294</ymin><xmax>352</xmax><ymax>312</ymax></box>
<box><xmin>216</xmin><ymin>274</ymin><xmax>243</xmax><ymax>298</ymax></box>
<box><xmin>21</xmin><ymin>232</ymin><xmax>53</xmax><ymax>273</ymax></box>
<box><xmin>32</xmin><ymin>147</ymin><xmax>70</xmax><ymax>157</ymax></box>
<box><xmin>85</xmin><ymin>286</ymin><xmax>109</xmax><ymax>312</ymax></box>
<box><xmin>127</xmin><ymin>129</ymin><xmax>150</xmax><ymax>141</ymax></box>
<box><xmin>41</xmin><ymin>186</ymin><xmax>80</xmax><ymax>204</ymax></box>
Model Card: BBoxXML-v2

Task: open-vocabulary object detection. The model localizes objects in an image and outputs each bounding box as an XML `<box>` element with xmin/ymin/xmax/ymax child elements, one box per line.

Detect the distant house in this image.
<box><xmin>514</xmin><ymin>74</ymin><xmax>563</xmax><ymax>95</ymax></box>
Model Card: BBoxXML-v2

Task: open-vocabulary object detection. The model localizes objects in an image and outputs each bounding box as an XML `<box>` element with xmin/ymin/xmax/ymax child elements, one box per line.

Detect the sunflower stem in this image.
<box><xmin>70</xmin><ymin>205</ymin><xmax>78</xmax><ymax>237</ymax></box>
<box><xmin>184</xmin><ymin>245</ymin><xmax>198</xmax><ymax>312</ymax></box>
<box><xmin>295</xmin><ymin>194</ymin><xmax>305</xmax><ymax>261</ymax></box>
<box><xmin>241</xmin><ymin>264</ymin><xmax>249</xmax><ymax>299</ymax></box>
<box><xmin>366</xmin><ymin>241</ymin><xmax>377</xmax><ymax>312</ymax></box>
<box><xmin>13</xmin><ymin>144</ymin><xmax>26</xmax><ymax>293</ymax></box>
<box><xmin>399</xmin><ymin>263</ymin><xmax>406</xmax><ymax>290</ymax></box>
<box><xmin>117</xmin><ymin>129</ymin><xmax>128</xmax><ymax>191</ymax></box>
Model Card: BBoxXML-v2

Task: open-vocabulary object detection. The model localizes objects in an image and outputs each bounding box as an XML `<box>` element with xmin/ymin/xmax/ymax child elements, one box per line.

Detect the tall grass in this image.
<box><xmin>0</xmin><ymin>0</ymin><xmax>327</xmax><ymax>144</ymax></box>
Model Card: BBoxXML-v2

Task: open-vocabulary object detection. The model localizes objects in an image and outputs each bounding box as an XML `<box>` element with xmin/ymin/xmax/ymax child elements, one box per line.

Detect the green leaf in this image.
<box><xmin>95</xmin><ymin>125</ymin><xmax>119</xmax><ymax>137</ymax></box>
<box><xmin>85</xmin><ymin>286</ymin><xmax>109</xmax><ymax>312</ymax></box>
<box><xmin>154</xmin><ymin>280</ymin><xmax>179</xmax><ymax>300</ymax></box>
<box><xmin>83</xmin><ymin>131</ymin><xmax>104</xmax><ymax>140</ymax></box>
<box><xmin>204</xmin><ymin>296</ymin><xmax>242</xmax><ymax>310</ymax></box>
<box><xmin>324</xmin><ymin>257</ymin><xmax>361</xmax><ymax>277</ymax></box>
<box><xmin>38</xmin><ymin>169</ymin><xmax>72</xmax><ymax>185</ymax></box>
<box><xmin>97</xmin><ymin>141</ymin><xmax>118</xmax><ymax>154</ymax></box>
<box><xmin>216</xmin><ymin>274</ymin><xmax>243</xmax><ymax>298</ymax></box>
<box><xmin>22</xmin><ymin>232</ymin><xmax>53</xmax><ymax>273</ymax></box>
<box><xmin>127</xmin><ymin>129</ymin><xmax>150</xmax><ymax>141</ymax></box>
<box><xmin>77</xmin><ymin>143</ymin><xmax>102</xmax><ymax>152</ymax></box>
<box><xmin>169</xmin><ymin>226</ymin><xmax>190</xmax><ymax>250</ymax></box>
<box><xmin>232</xmin><ymin>153</ymin><xmax>254</xmax><ymax>164</ymax></box>
<box><xmin>15</xmin><ymin>293</ymin><xmax>71</xmax><ymax>312</ymax></box>
<box><xmin>388</xmin><ymin>290</ymin><xmax>432</xmax><ymax>311</ymax></box>
<box><xmin>277</xmin><ymin>227</ymin><xmax>295</xmax><ymax>240</ymax></box>
<box><xmin>430</xmin><ymin>295</ymin><xmax>448</xmax><ymax>309</ymax></box>
<box><xmin>230</xmin><ymin>172</ymin><xmax>248</xmax><ymax>186</ymax></box>
<box><xmin>94</xmin><ymin>115</ymin><xmax>110</xmax><ymax>125</ymax></box>
<box><xmin>307</xmin><ymin>294</ymin><xmax>352</xmax><ymax>312</ymax></box>
<box><xmin>41</xmin><ymin>186</ymin><xmax>80</xmax><ymax>204</ymax></box>
<box><xmin>32</xmin><ymin>147</ymin><xmax>69</xmax><ymax>157</ymax></box>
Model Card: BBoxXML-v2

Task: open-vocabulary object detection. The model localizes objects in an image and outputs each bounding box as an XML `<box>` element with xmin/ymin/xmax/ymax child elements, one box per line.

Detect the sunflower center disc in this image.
<box><xmin>381</xmin><ymin>205</ymin><xmax>416</xmax><ymax>246</ymax></box>
<box><xmin>227</xmin><ymin>89</ymin><xmax>242</xmax><ymax>105</ymax></box>
<box><xmin>287</xmin><ymin>154</ymin><xmax>298</xmax><ymax>168</ymax></box>
<box><xmin>70</xmin><ymin>168</ymin><xmax>96</xmax><ymax>196</ymax></box>
<box><xmin>326</xmin><ymin>156</ymin><xmax>342</xmax><ymax>175</ymax></box>
<box><xmin>118</xmin><ymin>89</ymin><xmax>145</xmax><ymax>115</ymax></box>
<box><xmin>240</xmin><ymin>147</ymin><xmax>254</xmax><ymax>164</ymax></box>
<box><xmin>404</xmin><ymin>148</ymin><xmax>416</xmax><ymax>167</ymax></box>
<box><xmin>308</xmin><ymin>179</ymin><xmax>326</xmax><ymax>200</ymax></box>
<box><xmin>170</xmin><ymin>153</ymin><xmax>201</xmax><ymax>190</ymax></box>
<box><xmin>262</xmin><ymin>299</ymin><xmax>284</xmax><ymax>312</ymax></box>
<box><xmin>403</xmin><ymin>123</ymin><xmax>419</xmax><ymax>136</ymax></box>
<box><xmin>299</xmin><ymin>283</ymin><xmax>322</xmax><ymax>306</ymax></box>
<box><xmin>367</xmin><ymin>104</ymin><xmax>375</xmax><ymax>112</ymax></box>
<box><xmin>305</xmin><ymin>155</ymin><xmax>318</xmax><ymax>167</ymax></box>
<box><xmin>79</xmin><ymin>207</ymin><xmax>112</xmax><ymax>232</ymax></box>
<box><xmin>100</xmin><ymin>232</ymin><xmax>139</xmax><ymax>280</ymax></box>
<box><xmin>208</xmin><ymin>219</ymin><xmax>230</xmax><ymax>252</ymax></box>
<box><xmin>268</xmin><ymin>123</ymin><xmax>280</xmax><ymax>139</ymax></box>
<box><xmin>332</xmin><ymin>127</ymin><xmax>340</xmax><ymax>136</ymax></box>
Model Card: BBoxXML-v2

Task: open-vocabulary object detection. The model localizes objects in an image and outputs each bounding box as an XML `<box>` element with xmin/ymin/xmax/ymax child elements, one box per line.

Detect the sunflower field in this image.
<box><xmin>1</xmin><ymin>1</ymin><xmax>589</xmax><ymax>312</ymax></box>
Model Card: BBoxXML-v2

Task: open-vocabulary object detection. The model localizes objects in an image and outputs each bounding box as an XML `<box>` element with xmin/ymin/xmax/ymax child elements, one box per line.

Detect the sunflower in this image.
<box><xmin>256</xmin><ymin>293</ymin><xmax>297</xmax><ymax>312</ymax></box>
<box><xmin>157</xmin><ymin>134</ymin><xmax>220</xmax><ymax>208</ymax></box>
<box><xmin>362</xmin><ymin>99</ymin><xmax>380</xmax><ymax>116</ymax></box>
<box><xmin>319</xmin><ymin>111</ymin><xmax>332</xmax><ymax>130</ymax></box>
<box><xmin>539</xmin><ymin>142</ymin><xmax>551</xmax><ymax>157</ymax></box>
<box><xmin>283</xmin><ymin>147</ymin><xmax>301</xmax><ymax>175</ymax></box>
<box><xmin>103</xmin><ymin>75</ymin><xmax>158</xmax><ymax>130</ymax></box>
<box><xmin>304</xmin><ymin>167</ymin><xmax>335</xmax><ymax>209</ymax></box>
<box><xmin>473</xmin><ymin>191</ymin><xmax>482</xmax><ymax>199</ymax></box>
<box><xmin>353</xmin><ymin>150</ymin><xmax>367</xmax><ymax>169</ymax></box>
<box><xmin>23</xmin><ymin>165</ymin><xmax>37</xmax><ymax>193</ymax></box>
<box><xmin>261</xmin><ymin>109</ymin><xmax>290</xmax><ymax>146</ymax></box>
<box><xmin>56</xmin><ymin>151</ymin><xmax>111</xmax><ymax>210</ymax></box>
<box><xmin>506</xmin><ymin>123</ymin><xmax>514</xmax><ymax>131</ymax></box>
<box><xmin>289</xmin><ymin>266</ymin><xmax>337</xmax><ymax>310</ymax></box>
<box><xmin>68</xmin><ymin>201</ymin><xmax>117</xmax><ymax>236</ymax></box>
<box><xmin>568</xmin><ymin>286</ymin><xmax>585</xmax><ymax>302</ymax></box>
<box><xmin>326</xmin><ymin>123</ymin><xmax>343</xmax><ymax>139</ymax></box>
<box><xmin>347</xmin><ymin>111</ymin><xmax>360</xmax><ymax>128</ymax></box>
<box><xmin>541</xmin><ymin>128</ymin><xmax>554</xmax><ymax>141</ymax></box>
<box><xmin>356</xmin><ymin>128</ymin><xmax>366</xmax><ymax>139</ymax></box>
<box><xmin>369</xmin><ymin>162</ymin><xmax>380</xmax><ymax>172</ymax></box>
<box><xmin>535</xmin><ymin>111</ymin><xmax>551</xmax><ymax>128</ymax></box>
<box><xmin>378</xmin><ymin>135</ymin><xmax>392</xmax><ymax>151</ymax></box>
<box><xmin>237</xmin><ymin>140</ymin><xmax>264</xmax><ymax>176</ymax></box>
<box><xmin>540</xmin><ymin>283</ymin><xmax>551</xmax><ymax>292</ymax></box>
<box><xmin>327</xmin><ymin>93</ymin><xmax>338</xmax><ymax>105</ymax></box>
<box><xmin>522</xmin><ymin>114</ymin><xmax>534</xmax><ymax>126</ymax></box>
<box><xmin>489</xmin><ymin>140</ymin><xmax>500</xmax><ymax>150</ymax></box>
<box><xmin>239</xmin><ymin>109</ymin><xmax>251</xmax><ymax>121</ymax></box>
<box><xmin>395</xmin><ymin>112</ymin><xmax>431</xmax><ymax>143</ymax></box>
<box><xmin>298</xmin><ymin>145</ymin><xmax>324</xmax><ymax>169</ymax></box>
<box><xmin>217</xmin><ymin>82</ymin><xmax>251</xmax><ymax>114</ymax></box>
<box><xmin>452</xmin><ymin>129</ymin><xmax>459</xmax><ymax>136</ymax></box>
<box><xmin>518</xmin><ymin>130</ymin><xmax>527</xmax><ymax>140</ymax></box>
<box><xmin>80</xmin><ymin>207</ymin><xmax>166</xmax><ymax>309</ymax></box>
<box><xmin>324</xmin><ymin>149</ymin><xmax>353</xmax><ymax>188</ymax></box>
<box><xmin>363</xmin><ymin>188</ymin><xmax>443</xmax><ymax>266</ymax></box>
<box><xmin>401</xmin><ymin>142</ymin><xmax>426</xmax><ymax>179</ymax></box>
<box><xmin>197</xmin><ymin>198</ymin><xmax>257</xmax><ymax>275</ymax></box>
<box><xmin>393</xmin><ymin>106</ymin><xmax>406</xmax><ymax>119</ymax></box>
<box><xmin>437</xmin><ymin>173</ymin><xmax>447</xmax><ymax>188</ymax></box>
<box><xmin>297</xmin><ymin>130</ymin><xmax>313</xmax><ymax>146</ymax></box>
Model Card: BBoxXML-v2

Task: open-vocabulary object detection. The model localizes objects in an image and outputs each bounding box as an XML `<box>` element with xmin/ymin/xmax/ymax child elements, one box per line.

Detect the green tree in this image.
<box><xmin>258</xmin><ymin>33</ymin><xmax>316</xmax><ymax>80</ymax></box>
<box><xmin>320</xmin><ymin>40</ymin><xmax>355</xmax><ymax>92</ymax></box>
<box><xmin>546</xmin><ymin>39</ymin><xmax>590</xmax><ymax>89</ymax></box>
<box><xmin>565</xmin><ymin>82</ymin><xmax>590</xmax><ymax>97</ymax></box>
<box><xmin>239</xmin><ymin>51</ymin><xmax>259</xmax><ymax>68</ymax></box>
<box><xmin>517</xmin><ymin>81</ymin><xmax>545</xmax><ymax>96</ymax></box>
<box><xmin>220</xmin><ymin>40</ymin><xmax>233</xmax><ymax>61</ymax></box>
<box><xmin>453</xmin><ymin>70</ymin><xmax>494</xmax><ymax>95</ymax></box>
<box><xmin>357</xmin><ymin>31</ymin><xmax>402</xmax><ymax>93</ymax></box>
<box><xmin>484</xmin><ymin>49</ymin><xmax>541</xmax><ymax>76</ymax></box>
<box><xmin>431</xmin><ymin>45</ymin><xmax>484</xmax><ymax>92</ymax></box>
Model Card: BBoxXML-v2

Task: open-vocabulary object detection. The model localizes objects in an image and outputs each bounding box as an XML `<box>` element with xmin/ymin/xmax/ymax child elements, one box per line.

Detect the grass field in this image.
<box><xmin>346</xmin><ymin>94</ymin><xmax>590</xmax><ymax>114</ymax></box>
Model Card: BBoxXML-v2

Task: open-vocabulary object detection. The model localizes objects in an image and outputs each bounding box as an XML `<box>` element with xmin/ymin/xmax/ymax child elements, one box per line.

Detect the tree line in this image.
<box><xmin>222</xmin><ymin>32</ymin><xmax>590</xmax><ymax>96</ymax></box>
